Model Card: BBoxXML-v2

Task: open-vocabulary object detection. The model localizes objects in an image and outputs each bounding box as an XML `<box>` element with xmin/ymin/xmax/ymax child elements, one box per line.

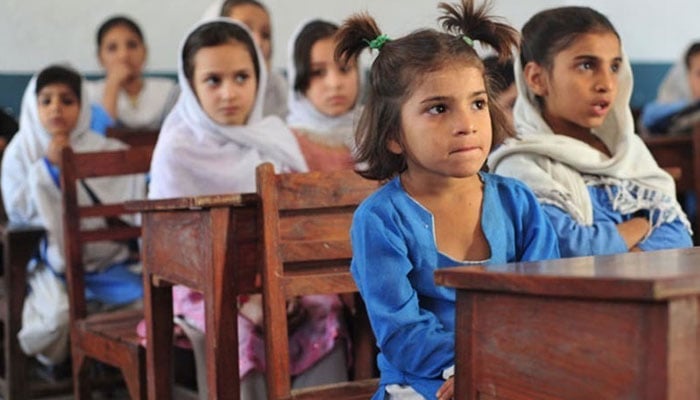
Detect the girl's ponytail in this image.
<box><xmin>335</xmin><ymin>13</ymin><xmax>384</xmax><ymax>66</ymax></box>
<box><xmin>438</xmin><ymin>0</ymin><xmax>519</xmax><ymax>63</ymax></box>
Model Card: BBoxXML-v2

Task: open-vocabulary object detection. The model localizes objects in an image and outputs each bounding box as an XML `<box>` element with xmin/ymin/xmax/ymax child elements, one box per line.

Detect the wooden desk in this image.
<box><xmin>127</xmin><ymin>194</ymin><xmax>258</xmax><ymax>400</ymax></box>
<box><xmin>435</xmin><ymin>248</ymin><xmax>700</xmax><ymax>400</ymax></box>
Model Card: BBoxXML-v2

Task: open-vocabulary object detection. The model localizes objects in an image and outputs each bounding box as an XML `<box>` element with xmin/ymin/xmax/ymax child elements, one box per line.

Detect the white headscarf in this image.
<box><xmin>285</xmin><ymin>19</ymin><xmax>359</xmax><ymax>148</ymax></box>
<box><xmin>488</xmin><ymin>49</ymin><xmax>689</xmax><ymax>233</ymax></box>
<box><xmin>148</xmin><ymin>18</ymin><xmax>307</xmax><ymax>199</ymax></box>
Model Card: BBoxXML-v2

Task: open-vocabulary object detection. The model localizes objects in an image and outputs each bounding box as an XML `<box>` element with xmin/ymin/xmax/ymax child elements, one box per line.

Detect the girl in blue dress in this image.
<box><xmin>336</xmin><ymin>1</ymin><xmax>561</xmax><ymax>398</ymax></box>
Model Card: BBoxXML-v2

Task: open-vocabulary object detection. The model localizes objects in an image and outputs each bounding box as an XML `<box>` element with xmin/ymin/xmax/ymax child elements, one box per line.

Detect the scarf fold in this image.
<box><xmin>149</xmin><ymin>18</ymin><xmax>307</xmax><ymax>199</ymax></box>
<box><xmin>488</xmin><ymin>51</ymin><xmax>690</xmax><ymax>234</ymax></box>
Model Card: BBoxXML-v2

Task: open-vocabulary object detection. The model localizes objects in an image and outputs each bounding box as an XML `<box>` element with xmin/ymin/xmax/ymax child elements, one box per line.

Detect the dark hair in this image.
<box><xmin>96</xmin><ymin>15</ymin><xmax>144</xmax><ymax>49</ymax></box>
<box><xmin>520</xmin><ymin>7</ymin><xmax>618</xmax><ymax>70</ymax></box>
<box><xmin>293</xmin><ymin>20</ymin><xmax>339</xmax><ymax>93</ymax></box>
<box><xmin>685</xmin><ymin>42</ymin><xmax>700</xmax><ymax>69</ymax></box>
<box><xmin>336</xmin><ymin>0</ymin><xmax>518</xmax><ymax>180</ymax></box>
<box><xmin>35</xmin><ymin>65</ymin><xmax>82</xmax><ymax>102</ymax></box>
<box><xmin>182</xmin><ymin>21</ymin><xmax>261</xmax><ymax>88</ymax></box>
<box><xmin>220</xmin><ymin>0</ymin><xmax>268</xmax><ymax>17</ymax></box>
<box><xmin>483</xmin><ymin>55</ymin><xmax>514</xmax><ymax>96</ymax></box>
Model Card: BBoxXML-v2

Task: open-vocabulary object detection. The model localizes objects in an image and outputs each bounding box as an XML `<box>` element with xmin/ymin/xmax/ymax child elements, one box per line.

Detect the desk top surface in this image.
<box><xmin>126</xmin><ymin>193</ymin><xmax>258</xmax><ymax>212</ymax></box>
<box><xmin>435</xmin><ymin>248</ymin><xmax>700</xmax><ymax>300</ymax></box>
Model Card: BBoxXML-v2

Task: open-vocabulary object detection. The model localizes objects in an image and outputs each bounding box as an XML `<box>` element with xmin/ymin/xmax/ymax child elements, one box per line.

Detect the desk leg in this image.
<box><xmin>455</xmin><ymin>291</ymin><xmax>476</xmax><ymax>400</ymax></box>
<box><xmin>144</xmin><ymin>274</ymin><xmax>173</xmax><ymax>400</ymax></box>
<box><xmin>205</xmin><ymin>207</ymin><xmax>240</xmax><ymax>400</ymax></box>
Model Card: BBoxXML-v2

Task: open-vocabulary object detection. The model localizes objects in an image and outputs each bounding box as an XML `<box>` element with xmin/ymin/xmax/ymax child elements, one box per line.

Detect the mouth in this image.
<box><xmin>449</xmin><ymin>146</ymin><xmax>480</xmax><ymax>155</ymax></box>
<box><xmin>592</xmin><ymin>100</ymin><xmax>611</xmax><ymax>116</ymax></box>
<box><xmin>219</xmin><ymin>106</ymin><xmax>240</xmax><ymax>115</ymax></box>
<box><xmin>327</xmin><ymin>96</ymin><xmax>348</xmax><ymax>106</ymax></box>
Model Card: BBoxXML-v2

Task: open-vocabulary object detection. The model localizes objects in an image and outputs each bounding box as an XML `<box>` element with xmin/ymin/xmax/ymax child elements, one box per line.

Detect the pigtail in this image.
<box><xmin>335</xmin><ymin>13</ymin><xmax>383</xmax><ymax>65</ymax></box>
<box><xmin>438</xmin><ymin>0</ymin><xmax>519</xmax><ymax>62</ymax></box>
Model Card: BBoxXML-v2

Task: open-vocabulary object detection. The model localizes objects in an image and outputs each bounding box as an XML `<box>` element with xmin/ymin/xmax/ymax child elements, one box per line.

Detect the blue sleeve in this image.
<box><xmin>637</xmin><ymin>217</ymin><xmax>693</xmax><ymax>251</ymax></box>
<box><xmin>641</xmin><ymin>100</ymin><xmax>688</xmax><ymax>132</ymax></box>
<box><xmin>513</xmin><ymin>184</ymin><xmax>561</xmax><ymax>262</ymax></box>
<box><xmin>42</xmin><ymin>157</ymin><xmax>60</xmax><ymax>188</ymax></box>
<box><xmin>542</xmin><ymin>204</ymin><xmax>628</xmax><ymax>257</ymax></box>
<box><xmin>90</xmin><ymin>103</ymin><xmax>115</xmax><ymax>135</ymax></box>
<box><xmin>350</xmin><ymin>208</ymin><xmax>453</xmax><ymax>379</ymax></box>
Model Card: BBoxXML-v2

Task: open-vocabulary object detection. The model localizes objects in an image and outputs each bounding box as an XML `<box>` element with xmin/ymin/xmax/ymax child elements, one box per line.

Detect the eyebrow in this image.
<box><xmin>573</xmin><ymin>54</ymin><xmax>623</xmax><ymax>63</ymax></box>
<box><xmin>419</xmin><ymin>90</ymin><xmax>487</xmax><ymax>104</ymax></box>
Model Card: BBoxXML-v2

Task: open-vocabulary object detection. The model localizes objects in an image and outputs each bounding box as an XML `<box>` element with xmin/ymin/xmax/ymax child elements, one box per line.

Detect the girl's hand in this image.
<box><xmin>104</xmin><ymin>62</ymin><xmax>133</xmax><ymax>89</ymax></box>
<box><xmin>436</xmin><ymin>377</ymin><xmax>454</xmax><ymax>400</ymax></box>
<box><xmin>46</xmin><ymin>134</ymin><xmax>70</xmax><ymax>165</ymax></box>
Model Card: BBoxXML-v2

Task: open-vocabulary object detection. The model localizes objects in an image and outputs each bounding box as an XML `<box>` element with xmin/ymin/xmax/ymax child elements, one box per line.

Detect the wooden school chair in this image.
<box><xmin>105</xmin><ymin>127</ymin><xmax>159</xmax><ymax>148</ymax></box>
<box><xmin>60</xmin><ymin>145</ymin><xmax>153</xmax><ymax>399</ymax></box>
<box><xmin>256</xmin><ymin>162</ymin><xmax>380</xmax><ymax>399</ymax></box>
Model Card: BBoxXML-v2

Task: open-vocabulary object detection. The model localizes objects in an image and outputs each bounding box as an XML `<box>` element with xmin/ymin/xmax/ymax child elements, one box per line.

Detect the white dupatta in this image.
<box><xmin>149</xmin><ymin>18</ymin><xmax>307</xmax><ymax>199</ymax></box>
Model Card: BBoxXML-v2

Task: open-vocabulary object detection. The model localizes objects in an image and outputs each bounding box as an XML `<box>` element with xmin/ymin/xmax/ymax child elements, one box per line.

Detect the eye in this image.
<box><xmin>339</xmin><ymin>64</ymin><xmax>355</xmax><ymax>74</ymax></box>
<box><xmin>262</xmin><ymin>30</ymin><xmax>271</xmax><ymax>41</ymax></box>
<box><xmin>126</xmin><ymin>39</ymin><xmax>140</xmax><ymax>50</ymax></box>
<box><xmin>472</xmin><ymin>98</ymin><xmax>488</xmax><ymax>110</ymax></box>
<box><xmin>38</xmin><ymin>96</ymin><xmax>52</xmax><ymax>106</ymax></box>
<box><xmin>204</xmin><ymin>75</ymin><xmax>221</xmax><ymax>86</ymax></box>
<box><xmin>610</xmin><ymin>62</ymin><xmax>621</xmax><ymax>74</ymax></box>
<box><xmin>427</xmin><ymin>104</ymin><xmax>447</xmax><ymax>115</ymax></box>
<box><xmin>578</xmin><ymin>61</ymin><xmax>593</xmax><ymax>71</ymax></box>
<box><xmin>106</xmin><ymin>43</ymin><xmax>118</xmax><ymax>53</ymax></box>
<box><xmin>310</xmin><ymin>68</ymin><xmax>325</xmax><ymax>78</ymax></box>
<box><xmin>235</xmin><ymin>72</ymin><xmax>250</xmax><ymax>84</ymax></box>
<box><xmin>60</xmin><ymin>95</ymin><xmax>78</xmax><ymax>106</ymax></box>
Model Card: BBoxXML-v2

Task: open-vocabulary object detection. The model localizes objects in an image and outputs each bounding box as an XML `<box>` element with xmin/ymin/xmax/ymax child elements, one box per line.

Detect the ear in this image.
<box><xmin>523</xmin><ymin>61</ymin><xmax>549</xmax><ymax>97</ymax></box>
<box><xmin>386</xmin><ymin>138</ymin><xmax>403</xmax><ymax>155</ymax></box>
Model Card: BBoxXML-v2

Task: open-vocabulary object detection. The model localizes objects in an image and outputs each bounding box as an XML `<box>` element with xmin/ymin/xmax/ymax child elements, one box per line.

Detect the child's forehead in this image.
<box><xmin>37</xmin><ymin>82</ymin><xmax>78</xmax><ymax>96</ymax></box>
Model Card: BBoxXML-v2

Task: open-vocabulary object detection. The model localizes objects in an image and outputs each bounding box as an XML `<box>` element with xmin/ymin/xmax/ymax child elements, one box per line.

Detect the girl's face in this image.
<box><xmin>391</xmin><ymin>64</ymin><xmax>492</xmax><ymax>181</ymax></box>
<box><xmin>36</xmin><ymin>83</ymin><xmax>80</xmax><ymax>137</ymax></box>
<box><xmin>98</xmin><ymin>24</ymin><xmax>147</xmax><ymax>80</ymax></box>
<box><xmin>304</xmin><ymin>37</ymin><xmax>359</xmax><ymax>117</ymax></box>
<box><xmin>227</xmin><ymin>4</ymin><xmax>271</xmax><ymax>65</ymax></box>
<box><xmin>525</xmin><ymin>31</ymin><xmax>621</xmax><ymax>139</ymax></box>
<box><xmin>687</xmin><ymin>53</ymin><xmax>700</xmax><ymax>100</ymax></box>
<box><xmin>191</xmin><ymin>41</ymin><xmax>258</xmax><ymax>126</ymax></box>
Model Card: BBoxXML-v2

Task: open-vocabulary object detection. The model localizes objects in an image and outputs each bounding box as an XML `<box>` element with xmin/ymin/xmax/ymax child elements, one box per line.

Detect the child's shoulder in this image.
<box><xmin>482</xmin><ymin>172</ymin><xmax>540</xmax><ymax>203</ymax></box>
<box><xmin>354</xmin><ymin>176</ymin><xmax>409</xmax><ymax>218</ymax></box>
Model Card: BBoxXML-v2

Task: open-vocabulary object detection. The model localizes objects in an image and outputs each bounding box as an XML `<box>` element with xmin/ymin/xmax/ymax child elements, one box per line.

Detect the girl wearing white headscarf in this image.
<box><xmin>488</xmin><ymin>6</ymin><xmax>692</xmax><ymax>257</ymax></box>
<box><xmin>286</xmin><ymin>19</ymin><xmax>361</xmax><ymax>171</ymax></box>
<box><xmin>147</xmin><ymin>19</ymin><xmax>348</xmax><ymax>398</ymax></box>
<box><xmin>1</xmin><ymin>65</ymin><xmax>145</xmax><ymax>366</ymax></box>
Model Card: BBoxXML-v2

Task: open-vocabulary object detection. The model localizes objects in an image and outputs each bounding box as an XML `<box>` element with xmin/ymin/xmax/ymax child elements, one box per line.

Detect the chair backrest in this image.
<box><xmin>256</xmin><ymin>162</ymin><xmax>379</xmax><ymax>398</ymax></box>
<box><xmin>105</xmin><ymin>127</ymin><xmax>159</xmax><ymax>147</ymax></box>
<box><xmin>60</xmin><ymin>145</ymin><xmax>153</xmax><ymax>322</ymax></box>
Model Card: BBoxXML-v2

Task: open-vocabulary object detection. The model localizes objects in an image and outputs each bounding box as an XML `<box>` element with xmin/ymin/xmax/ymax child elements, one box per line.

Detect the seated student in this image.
<box><xmin>641</xmin><ymin>42</ymin><xmax>700</xmax><ymax>133</ymax></box>
<box><xmin>218</xmin><ymin>0</ymin><xmax>289</xmax><ymax>119</ymax></box>
<box><xmin>1</xmin><ymin>65</ymin><xmax>145</xmax><ymax>367</ymax></box>
<box><xmin>483</xmin><ymin>55</ymin><xmax>516</xmax><ymax>129</ymax></box>
<box><xmin>287</xmin><ymin>19</ymin><xmax>360</xmax><ymax>171</ymax></box>
<box><xmin>147</xmin><ymin>19</ymin><xmax>349</xmax><ymax>399</ymax></box>
<box><xmin>488</xmin><ymin>6</ymin><xmax>693</xmax><ymax>257</ymax></box>
<box><xmin>336</xmin><ymin>1</ymin><xmax>560</xmax><ymax>399</ymax></box>
<box><xmin>86</xmin><ymin>15</ymin><xmax>179</xmax><ymax>130</ymax></box>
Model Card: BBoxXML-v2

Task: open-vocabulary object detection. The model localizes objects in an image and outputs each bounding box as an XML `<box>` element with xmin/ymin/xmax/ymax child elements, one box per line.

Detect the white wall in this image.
<box><xmin>2</xmin><ymin>0</ymin><xmax>699</xmax><ymax>74</ymax></box>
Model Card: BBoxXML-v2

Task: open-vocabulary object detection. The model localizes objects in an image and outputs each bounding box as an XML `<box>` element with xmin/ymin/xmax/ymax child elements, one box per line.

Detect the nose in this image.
<box><xmin>221</xmin><ymin>80</ymin><xmax>237</xmax><ymax>100</ymax></box>
<box><xmin>595</xmin><ymin>69</ymin><xmax>616</xmax><ymax>93</ymax></box>
<box><xmin>326</xmin><ymin>69</ymin><xmax>342</xmax><ymax>89</ymax></box>
<box><xmin>454</xmin><ymin>105</ymin><xmax>476</xmax><ymax>136</ymax></box>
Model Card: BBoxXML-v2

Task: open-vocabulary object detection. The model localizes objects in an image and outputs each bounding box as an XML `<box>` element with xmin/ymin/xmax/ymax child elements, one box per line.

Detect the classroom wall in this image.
<box><xmin>2</xmin><ymin>0</ymin><xmax>699</xmax><ymax>115</ymax></box>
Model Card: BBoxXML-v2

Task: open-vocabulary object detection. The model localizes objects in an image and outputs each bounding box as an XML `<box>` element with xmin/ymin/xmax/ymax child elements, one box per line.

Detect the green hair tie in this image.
<box><xmin>364</xmin><ymin>33</ymin><xmax>390</xmax><ymax>51</ymax></box>
<box><xmin>462</xmin><ymin>35</ymin><xmax>474</xmax><ymax>47</ymax></box>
